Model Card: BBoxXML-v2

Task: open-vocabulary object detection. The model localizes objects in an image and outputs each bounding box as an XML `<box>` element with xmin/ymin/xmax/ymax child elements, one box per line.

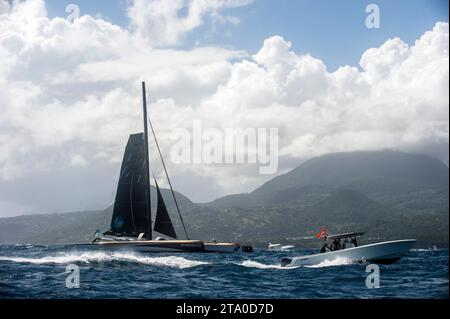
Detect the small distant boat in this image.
<box><xmin>268</xmin><ymin>243</ymin><xmax>281</xmax><ymax>250</ymax></box>
<box><xmin>268</xmin><ymin>243</ymin><xmax>294</xmax><ymax>251</ymax></box>
<box><xmin>281</xmin><ymin>232</ymin><xmax>416</xmax><ymax>267</ymax></box>
<box><xmin>90</xmin><ymin>82</ymin><xmax>252</xmax><ymax>253</ymax></box>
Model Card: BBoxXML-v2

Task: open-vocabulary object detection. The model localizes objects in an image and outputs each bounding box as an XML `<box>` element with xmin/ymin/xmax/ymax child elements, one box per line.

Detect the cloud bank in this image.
<box><xmin>0</xmin><ymin>0</ymin><xmax>448</xmax><ymax>215</ymax></box>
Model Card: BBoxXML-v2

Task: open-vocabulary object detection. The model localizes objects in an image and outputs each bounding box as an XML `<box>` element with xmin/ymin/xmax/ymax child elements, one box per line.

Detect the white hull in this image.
<box><xmin>282</xmin><ymin>239</ymin><xmax>416</xmax><ymax>267</ymax></box>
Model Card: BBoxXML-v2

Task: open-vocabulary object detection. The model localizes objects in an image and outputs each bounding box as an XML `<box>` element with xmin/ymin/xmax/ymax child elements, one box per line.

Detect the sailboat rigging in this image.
<box><xmin>91</xmin><ymin>82</ymin><xmax>253</xmax><ymax>253</ymax></box>
<box><xmin>147</xmin><ymin>113</ymin><xmax>189</xmax><ymax>239</ymax></box>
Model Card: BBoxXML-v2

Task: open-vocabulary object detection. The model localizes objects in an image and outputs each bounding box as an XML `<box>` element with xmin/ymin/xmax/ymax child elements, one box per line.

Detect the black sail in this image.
<box><xmin>154</xmin><ymin>181</ymin><xmax>177</xmax><ymax>239</ymax></box>
<box><xmin>109</xmin><ymin>133</ymin><xmax>150</xmax><ymax>237</ymax></box>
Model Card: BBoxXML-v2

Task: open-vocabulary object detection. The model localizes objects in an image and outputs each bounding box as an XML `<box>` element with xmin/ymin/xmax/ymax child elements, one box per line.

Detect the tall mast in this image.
<box><xmin>148</xmin><ymin>118</ymin><xmax>190</xmax><ymax>239</ymax></box>
<box><xmin>142</xmin><ymin>81</ymin><xmax>152</xmax><ymax>240</ymax></box>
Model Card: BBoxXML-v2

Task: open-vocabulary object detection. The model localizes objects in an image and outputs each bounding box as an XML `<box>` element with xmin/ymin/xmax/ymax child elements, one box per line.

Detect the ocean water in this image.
<box><xmin>0</xmin><ymin>245</ymin><xmax>447</xmax><ymax>299</ymax></box>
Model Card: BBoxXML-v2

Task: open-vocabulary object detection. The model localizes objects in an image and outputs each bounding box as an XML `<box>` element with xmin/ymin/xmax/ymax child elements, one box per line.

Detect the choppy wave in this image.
<box><xmin>0</xmin><ymin>246</ymin><xmax>448</xmax><ymax>298</ymax></box>
<box><xmin>267</xmin><ymin>245</ymin><xmax>295</xmax><ymax>251</ymax></box>
<box><xmin>304</xmin><ymin>256</ymin><xmax>355</xmax><ymax>268</ymax></box>
<box><xmin>0</xmin><ymin>252</ymin><xmax>208</xmax><ymax>269</ymax></box>
<box><xmin>411</xmin><ymin>247</ymin><xmax>442</xmax><ymax>252</ymax></box>
<box><xmin>14</xmin><ymin>244</ymin><xmax>34</xmax><ymax>248</ymax></box>
<box><xmin>237</xmin><ymin>260</ymin><xmax>299</xmax><ymax>270</ymax></box>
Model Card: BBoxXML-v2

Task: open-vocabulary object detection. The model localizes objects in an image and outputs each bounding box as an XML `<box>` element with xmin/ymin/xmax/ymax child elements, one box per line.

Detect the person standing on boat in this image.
<box><xmin>331</xmin><ymin>239</ymin><xmax>341</xmax><ymax>251</ymax></box>
<box><xmin>320</xmin><ymin>242</ymin><xmax>330</xmax><ymax>253</ymax></box>
<box><xmin>343</xmin><ymin>237</ymin><xmax>350</xmax><ymax>249</ymax></box>
<box><xmin>316</xmin><ymin>227</ymin><xmax>330</xmax><ymax>252</ymax></box>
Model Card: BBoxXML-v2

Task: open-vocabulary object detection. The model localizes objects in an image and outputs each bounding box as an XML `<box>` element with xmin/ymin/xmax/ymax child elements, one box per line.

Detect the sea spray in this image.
<box><xmin>0</xmin><ymin>246</ymin><xmax>447</xmax><ymax>298</ymax></box>
<box><xmin>0</xmin><ymin>251</ymin><xmax>208</xmax><ymax>269</ymax></box>
<box><xmin>237</xmin><ymin>260</ymin><xmax>299</xmax><ymax>269</ymax></box>
<box><xmin>304</xmin><ymin>256</ymin><xmax>355</xmax><ymax>268</ymax></box>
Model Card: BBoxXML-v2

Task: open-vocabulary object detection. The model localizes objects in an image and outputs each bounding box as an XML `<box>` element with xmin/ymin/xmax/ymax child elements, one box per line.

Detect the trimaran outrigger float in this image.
<box><xmin>90</xmin><ymin>82</ymin><xmax>252</xmax><ymax>253</ymax></box>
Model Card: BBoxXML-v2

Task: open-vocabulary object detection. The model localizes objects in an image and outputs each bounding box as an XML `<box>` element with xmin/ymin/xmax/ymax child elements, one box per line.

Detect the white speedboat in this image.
<box><xmin>281</xmin><ymin>232</ymin><xmax>416</xmax><ymax>267</ymax></box>
<box><xmin>268</xmin><ymin>243</ymin><xmax>281</xmax><ymax>250</ymax></box>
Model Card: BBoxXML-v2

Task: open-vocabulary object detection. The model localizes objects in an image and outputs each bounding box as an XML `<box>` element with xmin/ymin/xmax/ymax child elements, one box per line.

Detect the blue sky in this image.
<box><xmin>45</xmin><ymin>0</ymin><xmax>448</xmax><ymax>71</ymax></box>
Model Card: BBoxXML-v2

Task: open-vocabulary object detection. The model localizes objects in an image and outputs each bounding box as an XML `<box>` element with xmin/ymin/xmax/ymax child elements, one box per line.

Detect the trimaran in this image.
<box><xmin>90</xmin><ymin>82</ymin><xmax>252</xmax><ymax>253</ymax></box>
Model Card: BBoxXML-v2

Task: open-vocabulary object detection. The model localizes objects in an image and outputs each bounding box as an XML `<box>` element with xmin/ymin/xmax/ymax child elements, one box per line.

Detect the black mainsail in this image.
<box><xmin>108</xmin><ymin>82</ymin><xmax>178</xmax><ymax>240</ymax></box>
<box><xmin>108</xmin><ymin>133</ymin><xmax>178</xmax><ymax>239</ymax></box>
<box><xmin>154</xmin><ymin>180</ymin><xmax>177</xmax><ymax>239</ymax></box>
<box><xmin>108</xmin><ymin>82</ymin><xmax>153</xmax><ymax>239</ymax></box>
<box><xmin>109</xmin><ymin>133</ymin><xmax>150</xmax><ymax>237</ymax></box>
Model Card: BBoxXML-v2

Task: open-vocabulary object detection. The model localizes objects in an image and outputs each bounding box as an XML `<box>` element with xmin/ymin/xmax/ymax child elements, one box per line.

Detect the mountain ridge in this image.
<box><xmin>209</xmin><ymin>150</ymin><xmax>449</xmax><ymax>208</ymax></box>
<box><xmin>0</xmin><ymin>150</ymin><xmax>448</xmax><ymax>247</ymax></box>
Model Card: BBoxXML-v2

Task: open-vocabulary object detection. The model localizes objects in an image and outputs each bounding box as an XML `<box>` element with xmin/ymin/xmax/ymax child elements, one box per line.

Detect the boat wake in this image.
<box><xmin>304</xmin><ymin>256</ymin><xmax>355</xmax><ymax>268</ymax></box>
<box><xmin>0</xmin><ymin>252</ymin><xmax>208</xmax><ymax>269</ymax></box>
<box><xmin>237</xmin><ymin>260</ymin><xmax>299</xmax><ymax>270</ymax></box>
<box><xmin>279</xmin><ymin>245</ymin><xmax>295</xmax><ymax>251</ymax></box>
<box><xmin>411</xmin><ymin>247</ymin><xmax>441</xmax><ymax>252</ymax></box>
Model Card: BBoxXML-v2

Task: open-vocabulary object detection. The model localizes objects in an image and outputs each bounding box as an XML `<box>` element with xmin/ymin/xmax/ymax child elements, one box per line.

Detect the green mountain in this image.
<box><xmin>0</xmin><ymin>150</ymin><xmax>448</xmax><ymax>247</ymax></box>
<box><xmin>149</xmin><ymin>185</ymin><xmax>193</xmax><ymax>208</ymax></box>
<box><xmin>0</xmin><ymin>210</ymin><xmax>110</xmax><ymax>245</ymax></box>
<box><xmin>183</xmin><ymin>188</ymin><xmax>448</xmax><ymax>247</ymax></box>
<box><xmin>210</xmin><ymin>150</ymin><xmax>449</xmax><ymax>212</ymax></box>
<box><xmin>0</xmin><ymin>185</ymin><xmax>193</xmax><ymax>245</ymax></box>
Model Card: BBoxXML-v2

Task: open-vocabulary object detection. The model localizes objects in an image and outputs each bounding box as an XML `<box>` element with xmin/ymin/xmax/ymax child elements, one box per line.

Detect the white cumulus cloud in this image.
<box><xmin>127</xmin><ymin>0</ymin><xmax>253</xmax><ymax>47</ymax></box>
<box><xmin>0</xmin><ymin>0</ymin><xmax>448</xmax><ymax>216</ymax></box>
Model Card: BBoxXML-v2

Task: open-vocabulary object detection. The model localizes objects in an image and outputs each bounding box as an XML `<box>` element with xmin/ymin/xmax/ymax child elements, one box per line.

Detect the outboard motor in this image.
<box><xmin>281</xmin><ymin>257</ymin><xmax>292</xmax><ymax>267</ymax></box>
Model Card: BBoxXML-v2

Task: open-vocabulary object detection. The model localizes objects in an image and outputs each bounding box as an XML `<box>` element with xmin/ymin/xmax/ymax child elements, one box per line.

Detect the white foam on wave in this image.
<box><xmin>411</xmin><ymin>248</ymin><xmax>441</xmax><ymax>252</ymax></box>
<box><xmin>237</xmin><ymin>260</ymin><xmax>299</xmax><ymax>270</ymax></box>
<box><xmin>10</xmin><ymin>244</ymin><xmax>35</xmax><ymax>249</ymax></box>
<box><xmin>304</xmin><ymin>256</ymin><xmax>355</xmax><ymax>268</ymax></box>
<box><xmin>0</xmin><ymin>251</ymin><xmax>208</xmax><ymax>269</ymax></box>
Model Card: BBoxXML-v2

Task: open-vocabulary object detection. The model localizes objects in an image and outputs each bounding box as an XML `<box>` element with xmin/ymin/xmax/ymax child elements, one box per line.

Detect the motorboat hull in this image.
<box><xmin>281</xmin><ymin>239</ymin><xmax>416</xmax><ymax>267</ymax></box>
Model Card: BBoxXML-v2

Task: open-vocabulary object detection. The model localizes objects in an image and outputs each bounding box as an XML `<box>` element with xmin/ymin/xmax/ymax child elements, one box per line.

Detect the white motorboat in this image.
<box><xmin>268</xmin><ymin>243</ymin><xmax>281</xmax><ymax>250</ymax></box>
<box><xmin>281</xmin><ymin>232</ymin><xmax>416</xmax><ymax>267</ymax></box>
